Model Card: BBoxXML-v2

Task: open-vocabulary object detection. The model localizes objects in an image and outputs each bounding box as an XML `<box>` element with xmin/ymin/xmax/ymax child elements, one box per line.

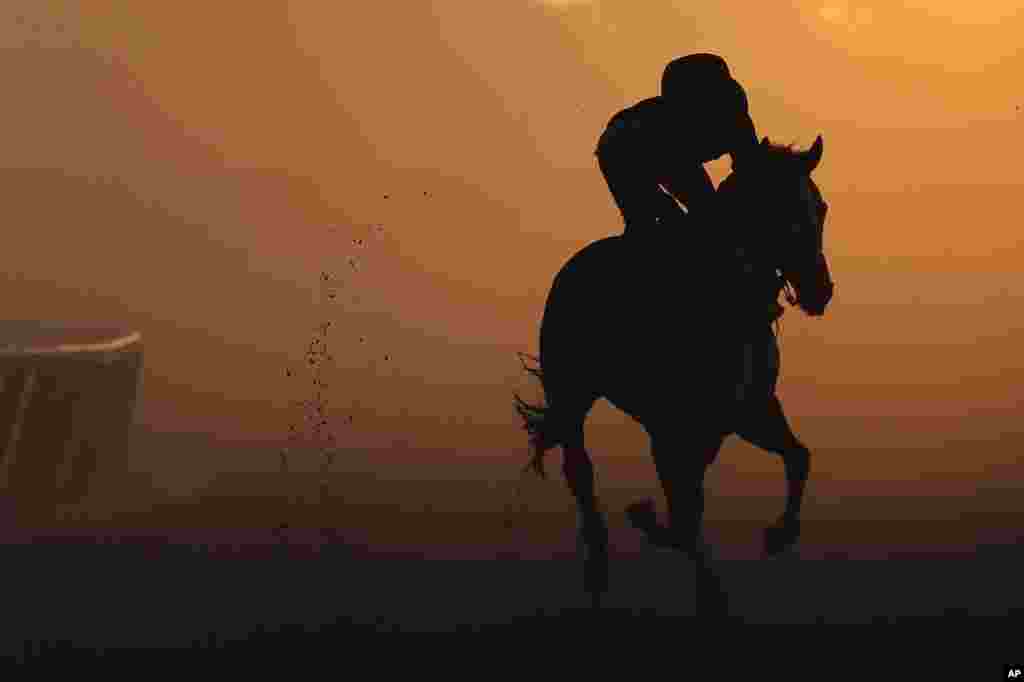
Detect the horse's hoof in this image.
<box><xmin>763</xmin><ymin>523</ymin><xmax>800</xmax><ymax>557</ymax></box>
<box><xmin>655</xmin><ymin>535</ymin><xmax>706</xmax><ymax>561</ymax></box>
<box><xmin>625</xmin><ymin>499</ymin><xmax>657</xmax><ymax>532</ymax></box>
<box><xmin>684</xmin><ymin>546</ymin><xmax>708</xmax><ymax>563</ymax></box>
<box><xmin>696</xmin><ymin>587</ymin><xmax>730</xmax><ymax>618</ymax></box>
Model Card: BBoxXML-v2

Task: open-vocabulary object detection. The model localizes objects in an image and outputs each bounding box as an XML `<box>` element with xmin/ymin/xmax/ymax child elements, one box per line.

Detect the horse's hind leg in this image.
<box><xmin>645</xmin><ymin>430</ymin><xmax>725</xmax><ymax>558</ymax></box>
<box><xmin>736</xmin><ymin>395</ymin><xmax>810</xmax><ymax>556</ymax></box>
<box><xmin>556</xmin><ymin>403</ymin><xmax>611</xmax><ymax>603</ymax></box>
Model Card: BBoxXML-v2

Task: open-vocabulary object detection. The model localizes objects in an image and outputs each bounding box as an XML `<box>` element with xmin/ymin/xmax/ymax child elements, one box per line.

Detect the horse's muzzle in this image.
<box><xmin>800</xmin><ymin>279</ymin><xmax>833</xmax><ymax>316</ymax></box>
<box><xmin>793</xmin><ymin>253</ymin><xmax>833</xmax><ymax>317</ymax></box>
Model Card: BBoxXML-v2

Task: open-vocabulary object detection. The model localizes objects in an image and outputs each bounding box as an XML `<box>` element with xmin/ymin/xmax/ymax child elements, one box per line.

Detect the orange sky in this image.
<box><xmin>2</xmin><ymin>2</ymin><xmax>1023</xmax><ymax>490</ymax></box>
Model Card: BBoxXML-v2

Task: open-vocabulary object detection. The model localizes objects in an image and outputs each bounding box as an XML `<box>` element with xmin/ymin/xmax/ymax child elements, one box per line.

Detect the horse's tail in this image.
<box><xmin>513</xmin><ymin>353</ymin><xmax>561</xmax><ymax>478</ymax></box>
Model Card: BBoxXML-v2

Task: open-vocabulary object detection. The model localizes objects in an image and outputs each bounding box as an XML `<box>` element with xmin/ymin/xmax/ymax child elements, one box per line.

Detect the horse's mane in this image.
<box><xmin>721</xmin><ymin>138</ymin><xmax>812</xmax><ymax>196</ymax></box>
<box><xmin>756</xmin><ymin>139</ymin><xmax>808</xmax><ymax>167</ymax></box>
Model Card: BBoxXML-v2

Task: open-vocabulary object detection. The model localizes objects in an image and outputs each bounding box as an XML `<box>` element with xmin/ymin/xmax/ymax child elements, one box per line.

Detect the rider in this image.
<box><xmin>597</xmin><ymin>54</ymin><xmax>784</xmax><ymax>403</ymax></box>
<box><xmin>596</xmin><ymin>54</ymin><xmax>784</xmax><ymax>322</ymax></box>
<box><xmin>595</xmin><ymin>53</ymin><xmax>758</xmax><ymax>240</ymax></box>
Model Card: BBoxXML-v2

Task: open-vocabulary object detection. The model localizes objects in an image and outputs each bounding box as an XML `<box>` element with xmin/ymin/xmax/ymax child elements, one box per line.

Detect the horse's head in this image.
<box><xmin>733</xmin><ymin>135</ymin><xmax>834</xmax><ymax>317</ymax></box>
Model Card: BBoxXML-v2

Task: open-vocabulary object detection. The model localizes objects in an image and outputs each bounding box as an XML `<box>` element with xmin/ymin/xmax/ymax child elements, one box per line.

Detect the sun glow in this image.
<box><xmin>898</xmin><ymin>0</ymin><xmax>1022</xmax><ymax>25</ymax></box>
<box><xmin>819</xmin><ymin>0</ymin><xmax>1019</xmax><ymax>26</ymax></box>
<box><xmin>803</xmin><ymin>1</ymin><xmax>1021</xmax><ymax>71</ymax></box>
<box><xmin>819</xmin><ymin>3</ymin><xmax>874</xmax><ymax>27</ymax></box>
<box><xmin>532</xmin><ymin>0</ymin><xmax>595</xmax><ymax>6</ymax></box>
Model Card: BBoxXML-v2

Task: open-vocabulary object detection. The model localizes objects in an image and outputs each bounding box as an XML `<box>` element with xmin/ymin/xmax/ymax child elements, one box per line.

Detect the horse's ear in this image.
<box><xmin>803</xmin><ymin>135</ymin><xmax>824</xmax><ymax>173</ymax></box>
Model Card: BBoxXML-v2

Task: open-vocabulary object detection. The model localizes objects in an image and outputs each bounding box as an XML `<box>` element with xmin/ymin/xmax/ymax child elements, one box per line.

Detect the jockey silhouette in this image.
<box><xmin>596</xmin><ymin>54</ymin><xmax>784</xmax><ymax>328</ymax></box>
<box><xmin>596</xmin><ymin>53</ymin><xmax>758</xmax><ymax>239</ymax></box>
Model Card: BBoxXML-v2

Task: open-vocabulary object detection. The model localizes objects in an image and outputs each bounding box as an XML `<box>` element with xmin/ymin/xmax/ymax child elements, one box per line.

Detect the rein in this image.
<box><xmin>782</xmin><ymin>279</ymin><xmax>798</xmax><ymax>306</ymax></box>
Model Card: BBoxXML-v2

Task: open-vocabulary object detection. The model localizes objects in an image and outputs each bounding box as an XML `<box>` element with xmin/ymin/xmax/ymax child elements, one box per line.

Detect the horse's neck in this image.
<box><xmin>715</xmin><ymin>176</ymin><xmax>767</xmax><ymax>260</ymax></box>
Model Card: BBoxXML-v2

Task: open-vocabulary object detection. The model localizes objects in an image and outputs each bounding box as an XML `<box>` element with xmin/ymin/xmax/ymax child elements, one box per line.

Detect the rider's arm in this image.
<box><xmin>659</xmin><ymin>163</ymin><xmax>716</xmax><ymax>223</ymax></box>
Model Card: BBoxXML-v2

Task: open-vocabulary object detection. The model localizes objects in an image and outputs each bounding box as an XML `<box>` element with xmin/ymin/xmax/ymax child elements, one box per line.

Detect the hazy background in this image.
<box><xmin>2</xmin><ymin>2</ymin><xmax>1022</xmax><ymax>550</ymax></box>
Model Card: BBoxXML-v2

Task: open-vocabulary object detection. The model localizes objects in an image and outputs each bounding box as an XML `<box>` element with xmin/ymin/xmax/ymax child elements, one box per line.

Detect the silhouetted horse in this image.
<box><xmin>516</xmin><ymin>135</ymin><xmax>834</xmax><ymax>604</ymax></box>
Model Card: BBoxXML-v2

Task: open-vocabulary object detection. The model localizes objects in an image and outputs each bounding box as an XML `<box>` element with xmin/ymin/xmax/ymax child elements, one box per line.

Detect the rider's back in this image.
<box><xmin>595</xmin><ymin>54</ymin><xmax>757</xmax><ymax>243</ymax></box>
<box><xmin>595</xmin><ymin>96</ymin><xmax>706</xmax><ymax>236</ymax></box>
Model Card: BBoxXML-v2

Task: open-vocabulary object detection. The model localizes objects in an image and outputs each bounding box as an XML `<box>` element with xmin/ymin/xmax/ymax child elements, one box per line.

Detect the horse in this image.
<box><xmin>514</xmin><ymin>135</ymin><xmax>834</xmax><ymax>606</ymax></box>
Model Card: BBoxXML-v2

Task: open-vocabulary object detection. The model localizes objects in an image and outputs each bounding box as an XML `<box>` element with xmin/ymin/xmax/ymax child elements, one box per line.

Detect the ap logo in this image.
<box><xmin>1007</xmin><ymin>667</ymin><xmax>1022</xmax><ymax>679</ymax></box>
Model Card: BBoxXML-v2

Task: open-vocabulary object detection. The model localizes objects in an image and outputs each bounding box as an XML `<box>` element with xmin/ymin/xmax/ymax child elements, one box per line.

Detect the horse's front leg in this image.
<box><xmin>645</xmin><ymin>433</ymin><xmax>724</xmax><ymax>559</ymax></box>
<box><xmin>737</xmin><ymin>396</ymin><xmax>810</xmax><ymax>556</ymax></box>
<box><xmin>761</xmin><ymin>447</ymin><xmax>809</xmax><ymax>557</ymax></box>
